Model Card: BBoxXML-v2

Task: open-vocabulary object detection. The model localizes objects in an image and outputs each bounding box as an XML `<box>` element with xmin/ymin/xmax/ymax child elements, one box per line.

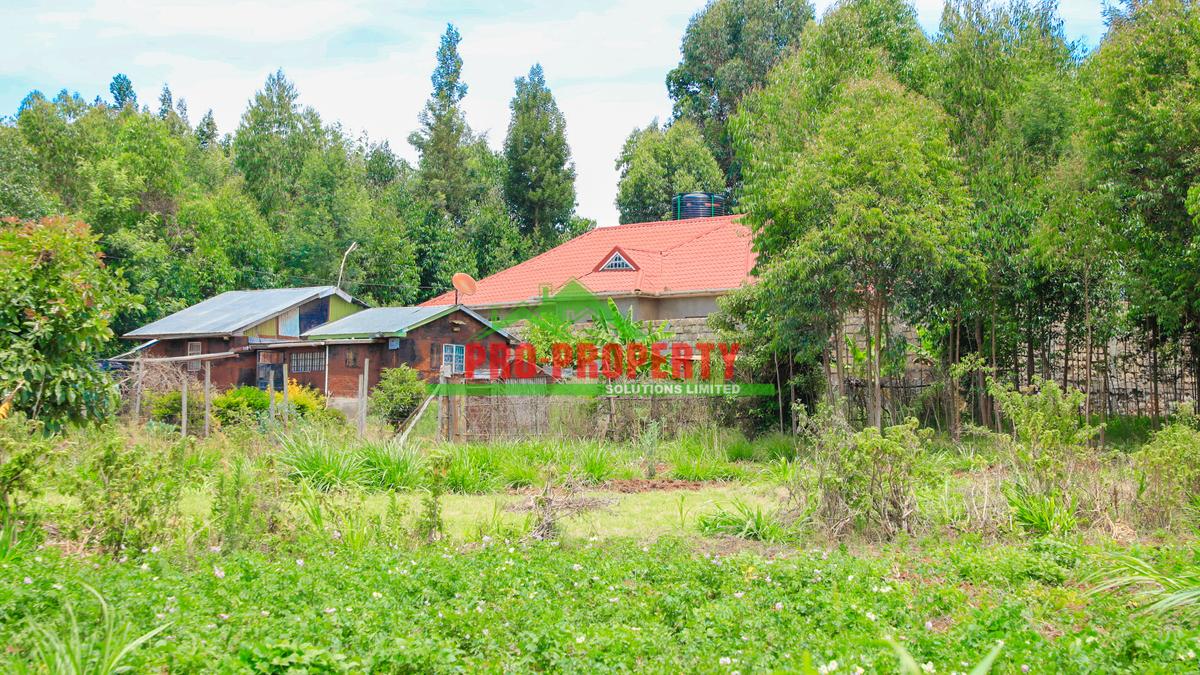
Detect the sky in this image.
<box><xmin>0</xmin><ymin>0</ymin><xmax>1108</xmax><ymax>227</ymax></box>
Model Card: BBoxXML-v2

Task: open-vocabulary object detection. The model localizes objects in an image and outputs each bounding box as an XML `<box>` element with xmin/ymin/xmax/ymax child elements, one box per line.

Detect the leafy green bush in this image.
<box><xmin>0</xmin><ymin>412</ymin><xmax>50</xmax><ymax>518</ymax></box>
<box><xmin>1134</xmin><ymin>412</ymin><xmax>1200</xmax><ymax>529</ymax></box>
<box><xmin>816</xmin><ymin>415</ymin><xmax>929</xmax><ymax>538</ymax></box>
<box><xmin>988</xmin><ymin>377</ymin><xmax>1099</xmax><ymax>495</ymax></box>
<box><xmin>213</xmin><ymin>386</ymin><xmax>270</xmax><ymax>425</ymax></box>
<box><xmin>369</xmin><ymin>365</ymin><xmax>426</xmax><ymax>428</ymax></box>
<box><xmin>148</xmin><ymin>390</ymin><xmax>205</xmax><ymax>431</ymax></box>
<box><xmin>67</xmin><ymin>426</ymin><xmax>185</xmax><ymax>553</ymax></box>
<box><xmin>235</xmin><ymin>640</ymin><xmax>355</xmax><ymax>673</ymax></box>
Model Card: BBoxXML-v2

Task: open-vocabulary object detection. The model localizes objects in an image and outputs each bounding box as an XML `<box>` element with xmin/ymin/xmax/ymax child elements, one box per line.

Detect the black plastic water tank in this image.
<box><xmin>672</xmin><ymin>192</ymin><xmax>726</xmax><ymax>220</ymax></box>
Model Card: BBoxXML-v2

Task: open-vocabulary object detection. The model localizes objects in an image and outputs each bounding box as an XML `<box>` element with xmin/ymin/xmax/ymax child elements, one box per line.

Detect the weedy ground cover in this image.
<box><xmin>3</xmin><ymin>396</ymin><xmax>1200</xmax><ymax>672</ymax></box>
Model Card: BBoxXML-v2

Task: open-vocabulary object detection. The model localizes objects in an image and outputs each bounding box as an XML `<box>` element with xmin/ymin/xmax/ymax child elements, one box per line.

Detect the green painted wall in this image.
<box><xmin>330</xmin><ymin>295</ymin><xmax>361</xmax><ymax>321</ymax></box>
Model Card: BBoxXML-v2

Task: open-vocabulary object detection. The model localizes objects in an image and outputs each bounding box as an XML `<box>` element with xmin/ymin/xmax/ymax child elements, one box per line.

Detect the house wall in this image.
<box><xmin>264</xmin><ymin>310</ymin><xmax>511</xmax><ymax>399</ymax></box>
<box><xmin>139</xmin><ymin>337</ymin><xmax>257</xmax><ymax>391</ymax></box>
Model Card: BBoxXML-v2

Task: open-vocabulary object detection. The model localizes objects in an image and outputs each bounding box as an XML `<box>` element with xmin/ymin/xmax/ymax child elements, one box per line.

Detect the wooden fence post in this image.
<box><xmin>361</xmin><ymin>358</ymin><xmax>370</xmax><ymax>435</ymax></box>
<box><xmin>204</xmin><ymin>361</ymin><xmax>211</xmax><ymax>437</ymax></box>
<box><xmin>181</xmin><ymin>375</ymin><xmax>188</xmax><ymax>437</ymax></box>
<box><xmin>133</xmin><ymin>359</ymin><xmax>144</xmax><ymax>421</ymax></box>
<box><xmin>357</xmin><ymin>372</ymin><xmax>367</xmax><ymax>437</ymax></box>
<box><xmin>282</xmin><ymin>363</ymin><xmax>290</xmax><ymax>428</ymax></box>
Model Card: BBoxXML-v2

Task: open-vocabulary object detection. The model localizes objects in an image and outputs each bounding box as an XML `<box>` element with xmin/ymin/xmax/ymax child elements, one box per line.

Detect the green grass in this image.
<box><xmin>2</xmin><ymin>538</ymin><xmax>1192</xmax><ymax>672</ymax></box>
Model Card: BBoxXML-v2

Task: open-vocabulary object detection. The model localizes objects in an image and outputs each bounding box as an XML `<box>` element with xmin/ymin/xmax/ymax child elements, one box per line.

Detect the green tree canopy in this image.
<box><xmin>0</xmin><ymin>217</ymin><xmax>137</xmax><ymax>427</ymax></box>
<box><xmin>503</xmin><ymin>64</ymin><xmax>576</xmax><ymax>252</ymax></box>
<box><xmin>667</xmin><ymin>0</ymin><xmax>814</xmax><ymax>184</ymax></box>
<box><xmin>614</xmin><ymin>119</ymin><xmax>723</xmax><ymax>224</ymax></box>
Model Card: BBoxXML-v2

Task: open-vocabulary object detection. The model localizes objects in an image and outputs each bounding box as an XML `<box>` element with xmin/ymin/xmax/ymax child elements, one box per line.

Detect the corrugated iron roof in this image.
<box><xmin>302</xmin><ymin>306</ymin><xmax>454</xmax><ymax>338</ymax></box>
<box><xmin>420</xmin><ymin>214</ymin><xmax>755</xmax><ymax>307</ymax></box>
<box><xmin>124</xmin><ymin>286</ymin><xmax>357</xmax><ymax>339</ymax></box>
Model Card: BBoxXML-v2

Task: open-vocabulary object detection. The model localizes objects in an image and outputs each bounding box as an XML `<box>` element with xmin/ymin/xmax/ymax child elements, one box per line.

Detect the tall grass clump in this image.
<box><xmin>697</xmin><ymin>499</ymin><xmax>798</xmax><ymax>542</ymax></box>
<box><xmin>358</xmin><ymin>441</ymin><xmax>425</xmax><ymax>490</ymax></box>
<box><xmin>444</xmin><ymin>445</ymin><xmax>499</xmax><ymax>494</ymax></box>
<box><xmin>13</xmin><ymin>584</ymin><xmax>168</xmax><ymax>675</ymax></box>
<box><xmin>278</xmin><ymin>428</ymin><xmax>364</xmax><ymax>491</ymax></box>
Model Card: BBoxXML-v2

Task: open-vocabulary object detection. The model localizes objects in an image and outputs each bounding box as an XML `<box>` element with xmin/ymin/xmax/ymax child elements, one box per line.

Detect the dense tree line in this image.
<box><xmin>0</xmin><ymin>24</ymin><xmax>583</xmax><ymax>339</ymax></box>
<box><xmin>697</xmin><ymin>0</ymin><xmax>1200</xmax><ymax>433</ymax></box>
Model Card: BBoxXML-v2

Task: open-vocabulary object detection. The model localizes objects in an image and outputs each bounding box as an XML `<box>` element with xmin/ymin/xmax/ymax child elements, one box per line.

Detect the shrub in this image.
<box><xmin>1134</xmin><ymin>412</ymin><xmax>1200</xmax><ymax>529</ymax></box>
<box><xmin>211</xmin><ymin>458</ymin><xmax>287</xmax><ymax>552</ymax></box>
<box><xmin>213</xmin><ymin>386</ymin><xmax>269</xmax><ymax>425</ymax></box>
<box><xmin>988</xmin><ymin>377</ymin><xmax>1099</xmax><ymax>495</ymax></box>
<box><xmin>369</xmin><ymin>365</ymin><xmax>426</xmax><ymax>429</ymax></box>
<box><xmin>274</xmin><ymin>380</ymin><xmax>342</xmax><ymax>424</ymax></box>
<box><xmin>816</xmin><ymin>414</ymin><xmax>929</xmax><ymax>538</ymax></box>
<box><xmin>147</xmin><ymin>389</ymin><xmax>205</xmax><ymax>431</ymax></box>
<box><xmin>235</xmin><ymin>640</ymin><xmax>355</xmax><ymax>673</ymax></box>
<box><xmin>68</xmin><ymin>426</ymin><xmax>185</xmax><ymax>553</ymax></box>
<box><xmin>0</xmin><ymin>412</ymin><xmax>50</xmax><ymax>518</ymax></box>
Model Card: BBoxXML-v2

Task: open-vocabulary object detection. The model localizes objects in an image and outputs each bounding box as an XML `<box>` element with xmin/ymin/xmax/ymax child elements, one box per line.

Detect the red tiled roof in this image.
<box><xmin>423</xmin><ymin>215</ymin><xmax>756</xmax><ymax>307</ymax></box>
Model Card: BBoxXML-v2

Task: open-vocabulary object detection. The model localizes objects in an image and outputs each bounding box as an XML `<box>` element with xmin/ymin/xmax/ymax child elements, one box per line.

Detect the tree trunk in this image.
<box><xmin>1151</xmin><ymin>321</ymin><xmax>1160</xmax><ymax>425</ymax></box>
<box><xmin>773</xmin><ymin>350</ymin><xmax>784</xmax><ymax>434</ymax></box>
<box><xmin>1084</xmin><ymin>266</ymin><xmax>1092</xmax><ymax>428</ymax></box>
<box><xmin>874</xmin><ymin>299</ymin><xmax>885</xmax><ymax>430</ymax></box>
<box><xmin>1062</xmin><ymin>309</ymin><xmax>1072</xmax><ymax>391</ymax></box>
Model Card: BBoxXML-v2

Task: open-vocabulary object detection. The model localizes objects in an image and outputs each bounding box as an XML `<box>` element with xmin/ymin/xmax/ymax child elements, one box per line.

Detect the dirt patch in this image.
<box><xmin>601</xmin><ymin>478</ymin><xmax>709</xmax><ymax>493</ymax></box>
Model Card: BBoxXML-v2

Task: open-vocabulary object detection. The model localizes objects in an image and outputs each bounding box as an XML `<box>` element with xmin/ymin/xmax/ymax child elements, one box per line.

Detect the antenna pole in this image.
<box><xmin>336</xmin><ymin>241</ymin><xmax>359</xmax><ymax>289</ymax></box>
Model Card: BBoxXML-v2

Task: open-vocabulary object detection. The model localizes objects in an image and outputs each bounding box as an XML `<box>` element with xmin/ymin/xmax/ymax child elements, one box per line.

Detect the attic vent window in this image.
<box><xmin>600</xmin><ymin>251</ymin><xmax>634</xmax><ymax>271</ymax></box>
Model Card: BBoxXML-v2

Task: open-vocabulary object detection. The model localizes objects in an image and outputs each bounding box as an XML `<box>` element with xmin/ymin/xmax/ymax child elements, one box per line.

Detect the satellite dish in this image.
<box><xmin>452</xmin><ymin>272</ymin><xmax>478</xmax><ymax>296</ymax></box>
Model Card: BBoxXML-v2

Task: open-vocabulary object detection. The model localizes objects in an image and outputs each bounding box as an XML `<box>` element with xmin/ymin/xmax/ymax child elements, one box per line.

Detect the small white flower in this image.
<box><xmin>774</xmin><ymin>602</ymin><xmax>783</xmax><ymax>611</ymax></box>
<box><xmin>212</xmin><ymin>566</ymin><xmax>225</xmax><ymax>579</ymax></box>
<box><xmin>733</xmin><ymin>591</ymin><xmax>744</xmax><ymax>598</ymax></box>
<box><xmin>150</xmin><ymin>546</ymin><xmax>160</xmax><ymax>553</ymax></box>
<box><xmin>324</xmin><ymin>607</ymin><xmax>336</xmax><ymax>614</ymax></box>
<box><xmin>719</xmin><ymin>656</ymin><xmax>732</xmax><ymax>665</ymax></box>
<box><xmin>572</xmin><ymin>563</ymin><xmax>583</xmax><ymax>571</ymax></box>
<box><xmin>261</xmin><ymin>610</ymin><xmax>270</xmax><ymax>617</ymax></box>
<box><xmin>576</xmin><ymin>635</ymin><xmax>586</xmax><ymax>644</ymax></box>
<box><xmin>925</xmin><ymin>620</ymin><xmax>934</xmax><ymax>631</ymax></box>
<box><xmin>218</xmin><ymin>613</ymin><xmax>229</xmax><ymax>620</ymax></box>
<box><xmin>865</xmin><ymin>611</ymin><xmax>877</xmax><ymax>622</ymax></box>
<box><xmin>372</xmin><ymin>591</ymin><xmax>383</xmax><ymax>599</ymax></box>
<box><xmin>296</xmin><ymin>558</ymin><xmax>305</xmax><ymax>567</ymax></box>
<box><xmin>140</xmin><ymin>563</ymin><xmax>150</xmax><ymax>571</ymax></box>
<box><xmin>23</xmin><ymin>577</ymin><xmax>32</xmax><ymax>584</ymax></box>
<box><xmin>921</xmin><ymin>662</ymin><xmax>935</xmax><ymax>673</ymax></box>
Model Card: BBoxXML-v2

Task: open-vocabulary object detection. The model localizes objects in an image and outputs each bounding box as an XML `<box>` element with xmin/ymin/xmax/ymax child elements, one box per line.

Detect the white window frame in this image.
<box><xmin>600</xmin><ymin>251</ymin><xmax>634</xmax><ymax>271</ymax></box>
<box><xmin>442</xmin><ymin>344</ymin><xmax>465</xmax><ymax>375</ymax></box>
<box><xmin>186</xmin><ymin>341</ymin><xmax>202</xmax><ymax>372</ymax></box>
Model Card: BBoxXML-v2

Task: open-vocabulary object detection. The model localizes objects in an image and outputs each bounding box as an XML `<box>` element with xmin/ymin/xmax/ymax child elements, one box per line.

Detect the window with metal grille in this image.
<box><xmin>600</xmin><ymin>251</ymin><xmax>634</xmax><ymax>271</ymax></box>
<box><xmin>186</xmin><ymin>341</ymin><xmax>202</xmax><ymax>372</ymax></box>
<box><xmin>290</xmin><ymin>350</ymin><xmax>325</xmax><ymax>373</ymax></box>
<box><xmin>442</xmin><ymin>344</ymin><xmax>465</xmax><ymax>374</ymax></box>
